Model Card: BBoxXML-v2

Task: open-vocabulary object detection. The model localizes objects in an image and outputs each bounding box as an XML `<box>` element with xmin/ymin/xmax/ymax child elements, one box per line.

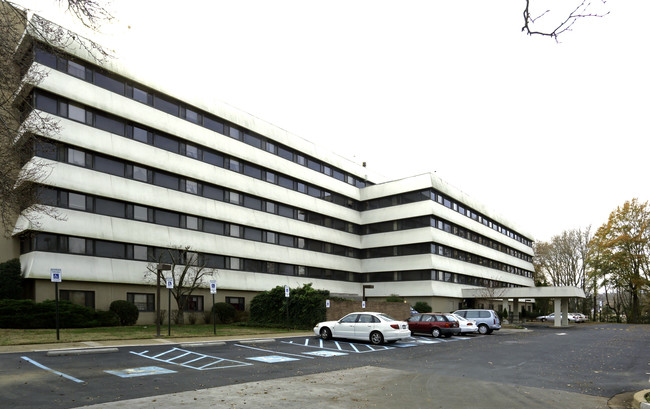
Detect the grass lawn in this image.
<box><xmin>0</xmin><ymin>324</ymin><xmax>302</xmax><ymax>346</ymax></box>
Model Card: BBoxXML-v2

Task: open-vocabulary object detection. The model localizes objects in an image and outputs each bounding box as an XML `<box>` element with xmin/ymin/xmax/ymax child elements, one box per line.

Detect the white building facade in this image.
<box><xmin>7</xmin><ymin>17</ymin><xmax>535</xmax><ymax>322</ymax></box>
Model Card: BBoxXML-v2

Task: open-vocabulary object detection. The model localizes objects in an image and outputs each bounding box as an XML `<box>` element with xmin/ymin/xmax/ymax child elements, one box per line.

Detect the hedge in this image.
<box><xmin>0</xmin><ymin>299</ymin><xmax>119</xmax><ymax>329</ymax></box>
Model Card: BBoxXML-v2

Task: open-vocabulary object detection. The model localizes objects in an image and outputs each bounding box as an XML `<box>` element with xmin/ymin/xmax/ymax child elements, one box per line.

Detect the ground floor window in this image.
<box><xmin>60</xmin><ymin>290</ymin><xmax>95</xmax><ymax>309</ymax></box>
<box><xmin>127</xmin><ymin>293</ymin><xmax>155</xmax><ymax>312</ymax></box>
<box><xmin>226</xmin><ymin>296</ymin><xmax>245</xmax><ymax>311</ymax></box>
<box><xmin>182</xmin><ymin>295</ymin><xmax>204</xmax><ymax>312</ymax></box>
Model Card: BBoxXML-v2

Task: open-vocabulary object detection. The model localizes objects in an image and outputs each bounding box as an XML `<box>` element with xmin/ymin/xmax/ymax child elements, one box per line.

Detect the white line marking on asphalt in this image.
<box><xmin>21</xmin><ymin>356</ymin><xmax>84</xmax><ymax>383</ymax></box>
<box><xmin>235</xmin><ymin>344</ymin><xmax>315</xmax><ymax>359</ymax></box>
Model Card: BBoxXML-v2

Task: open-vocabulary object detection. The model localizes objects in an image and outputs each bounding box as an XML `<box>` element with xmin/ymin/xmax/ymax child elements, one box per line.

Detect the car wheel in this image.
<box><xmin>370</xmin><ymin>331</ymin><xmax>384</xmax><ymax>345</ymax></box>
<box><xmin>431</xmin><ymin>327</ymin><xmax>441</xmax><ymax>338</ymax></box>
<box><xmin>540</xmin><ymin>318</ymin><xmax>546</xmax><ymax>322</ymax></box>
<box><xmin>319</xmin><ymin>327</ymin><xmax>331</xmax><ymax>340</ymax></box>
<box><xmin>478</xmin><ymin>324</ymin><xmax>489</xmax><ymax>335</ymax></box>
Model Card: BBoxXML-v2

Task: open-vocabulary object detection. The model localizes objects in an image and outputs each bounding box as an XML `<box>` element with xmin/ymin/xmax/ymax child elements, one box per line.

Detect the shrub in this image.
<box><xmin>413</xmin><ymin>302</ymin><xmax>432</xmax><ymax>313</ymax></box>
<box><xmin>250</xmin><ymin>283</ymin><xmax>329</xmax><ymax>329</ymax></box>
<box><xmin>109</xmin><ymin>300</ymin><xmax>139</xmax><ymax>326</ymax></box>
<box><xmin>385</xmin><ymin>294</ymin><xmax>403</xmax><ymax>302</ymax></box>
<box><xmin>0</xmin><ymin>259</ymin><xmax>22</xmax><ymax>300</ymax></box>
<box><xmin>212</xmin><ymin>302</ymin><xmax>236</xmax><ymax>324</ymax></box>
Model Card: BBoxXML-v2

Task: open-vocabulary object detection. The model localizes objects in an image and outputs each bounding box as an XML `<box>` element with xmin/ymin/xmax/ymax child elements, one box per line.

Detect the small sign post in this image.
<box><xmin>210</xmin><ymin>280</ymin><xmax>217</xmax><ymax>335</ymax></box>
<box><xmin>326</xmin><ymin>299</ymin><xmax>330</xmax><ymax>308</ymax></box>
<box><xmin>362</xmin><ymin>300</ymin><xmax>366</xmax><ymax>309</ymax></box>
<box><xmin>166</xmin><ymin>277</ymin><xmax>173</xmax><ymax>336</ymax></box>
<box><xmin>284</xmin><ymin>285</ymin><xmax>290</xmax><ymax>329</ymax></box>
<box><xmin>50</xmin><ymin>269</ymin><xmax>62</xmax><ymax>340</ymax></box>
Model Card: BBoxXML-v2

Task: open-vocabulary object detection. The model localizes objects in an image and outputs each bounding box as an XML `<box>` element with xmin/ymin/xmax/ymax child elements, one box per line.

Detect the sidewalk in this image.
<box><xmin>0</xmin><ymin>331</ymin><xmax>314</xmax><ymax>354</ymax></box>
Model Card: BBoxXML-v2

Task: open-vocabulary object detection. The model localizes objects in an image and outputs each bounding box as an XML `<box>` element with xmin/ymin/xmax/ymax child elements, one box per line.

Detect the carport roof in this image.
<box><xmin>461</xmin><ymin>286</ymin><xmax>585</xmax><ymax>299</ymax></box>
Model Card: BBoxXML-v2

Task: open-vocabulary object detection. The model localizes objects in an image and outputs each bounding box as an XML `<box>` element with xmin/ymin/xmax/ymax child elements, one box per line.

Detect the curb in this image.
<box><xmin>46</xmin><ymin>347</ymin><xmax>119</xmax><ymax>356</ymax></box>
<box><xmin>633</xmin><ymin>390</ymin><xmax>650</xmax><ymax>409</ymax></box>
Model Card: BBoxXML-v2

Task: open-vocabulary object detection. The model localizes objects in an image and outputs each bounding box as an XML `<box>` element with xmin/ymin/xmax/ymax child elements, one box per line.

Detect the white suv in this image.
<box><xmin>453</xmin><ymin>309</ymin><xmax>501</xmax><ymax>335</ymax></box>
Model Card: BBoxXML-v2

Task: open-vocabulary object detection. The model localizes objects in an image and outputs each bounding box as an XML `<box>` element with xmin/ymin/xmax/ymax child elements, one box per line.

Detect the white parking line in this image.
<box><xmin>235</xmin><ymin>344</ymin><xmax>315</xmax><ymax>359</ymax></box>
<box><xmin>21</xmin><ymin>356</ymin><xmax>84</xmax><ymax>383</ymax></box>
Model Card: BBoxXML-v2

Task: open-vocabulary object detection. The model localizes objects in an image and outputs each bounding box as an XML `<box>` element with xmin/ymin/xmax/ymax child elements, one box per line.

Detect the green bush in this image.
<box><xmin>0</xmin><ymin>259</ymin><xmax>22</xmax><ymax>300</ymax></box>
<box><xmin>385</xmin><ymin>294</ymin><xmax>403</xmax><ymax>302</ymax></box>
<box><xmin>212</xmin><ymin>302</ymin><xmax>236</xmax><ymax>323</ymax></box>
<box><xmin>413</xmin><ymin>302</ymin><xmax>432</xmax><ymax>313</ymax></box>
<box><xmin>250</xmin><ymin>283</ymin><xmax>329</xmax><ymax>329</ymax></box>
<box><xmin>0</xmin><ymin>299</ymin><xmax>120</xmax><ymax>328</ymax></box>
<box><xmin>109</xmin><ymin>300</ymin><xmax>140</xmax><ymax>326</ymax></box>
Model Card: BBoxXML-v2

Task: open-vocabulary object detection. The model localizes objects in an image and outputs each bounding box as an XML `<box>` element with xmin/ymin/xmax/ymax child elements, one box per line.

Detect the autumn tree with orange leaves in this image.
<box><xmin>589</xmin><ymin>199</ymin><xmax>650</xmax><ymax>323</ymax></box>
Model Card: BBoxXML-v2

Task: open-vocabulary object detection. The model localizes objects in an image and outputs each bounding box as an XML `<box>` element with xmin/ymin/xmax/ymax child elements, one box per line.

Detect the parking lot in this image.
<box><xmin>1</xmin><ymin>324</ymin><xmax>649</xmax><ymax>409</ymax></box>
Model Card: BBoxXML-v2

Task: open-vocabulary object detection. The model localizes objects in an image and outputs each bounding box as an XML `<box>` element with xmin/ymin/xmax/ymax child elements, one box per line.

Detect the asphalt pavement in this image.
<box><xmin>1</xmin><ymin>325</ymin><xmax>644</xmax><ymax>409</ymax></box>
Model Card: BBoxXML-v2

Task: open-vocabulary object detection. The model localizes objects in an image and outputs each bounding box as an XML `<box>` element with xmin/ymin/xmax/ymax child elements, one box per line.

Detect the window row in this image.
<box><xmin>363</xmin><ymin>188</ymin><xmax>533</xmax><ymax>247</ymax></box>
<box><xmin>32</xmin><ymin>90</ymin><xmax>359</xmax><ymax>210</ymax></box>
<box><xmin>126</xmin><ymin>292</ymin><xmax>243</xmax><ymax>313</ymax></box>
<box><xmin>21</xmin><ymin>233</ymin><xmax>359</xmax><ymax>282</ymax></box>
<box><xmin>38</xmin><ymin>186</ymin><xmax>360</xmax><ymax>258</ymax></box>
<box><xmin>363</xmin><ymin>215</ymin><xmax>532</xmax><ymax>263</ymax></box>
<box><xmin>33</xmin><ymin>139</ymin><xmax>361</xmax><ymax>235</ymax></box>
<box><xmin>361</xmin><ymin>269</ymin><xmax>521</xmax><ymax>288</ymax></box>
<box><xmin>363</xmin><ymin>242</ymin><xmax>533</xmax><ymax>278</ymax></box>
<box><xmin>33</xmin><ymin>45</ymin><xmax>370</xmax><ymax>189</ymax></box>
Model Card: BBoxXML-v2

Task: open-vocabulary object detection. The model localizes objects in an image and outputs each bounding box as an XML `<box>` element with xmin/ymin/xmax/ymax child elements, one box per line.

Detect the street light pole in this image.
<box><xmin>156</xmin><ymin>263</ymin><xmax>171</xmax><ymax>337</ymax></box>
<box><xmin>363</xmin><ymin>285</ymin><xmax>374</xmax><ymax>303</ymax></box>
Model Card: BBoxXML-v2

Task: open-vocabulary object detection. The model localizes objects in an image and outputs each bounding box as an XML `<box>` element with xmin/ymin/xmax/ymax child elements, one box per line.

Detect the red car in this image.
<box><xmin>407</xmin><ymin>313</ymin><xmax>461</xmax><ymax>338</ymax></box>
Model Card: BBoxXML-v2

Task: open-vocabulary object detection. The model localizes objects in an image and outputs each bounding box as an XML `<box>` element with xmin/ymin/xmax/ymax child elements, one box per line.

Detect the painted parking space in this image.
<box><xmin>130</xmin><ymin>347</ymin><xmax>253</xmax><ymax>370</ymax></box>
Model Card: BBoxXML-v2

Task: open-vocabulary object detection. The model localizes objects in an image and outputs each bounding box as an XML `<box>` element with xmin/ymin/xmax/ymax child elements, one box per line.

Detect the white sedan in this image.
<box><xmin>451</xmin><ymin>313</ymin><xmax>479</xmax><ymax>334</ymax></box>
<box><xmin>314</xmin><ymin>312</ymin><xmax>411</xmax><ymax>345</ymax></box>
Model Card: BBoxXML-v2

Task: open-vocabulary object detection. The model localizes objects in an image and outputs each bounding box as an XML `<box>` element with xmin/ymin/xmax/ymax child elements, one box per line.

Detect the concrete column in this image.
<box><xmin>561</xmin><ymin>298</ymin><xmax>569</xmax><ymax>326</ymax></box>
<box><xmin>554</xmin><ymin>298</ymin><xmax>562</xmax><ymax>327</ymax></box>
<box><xmin>512</xmin><ymin>298</ymin><xmax>520</xmax><ymax>323</ymax></box>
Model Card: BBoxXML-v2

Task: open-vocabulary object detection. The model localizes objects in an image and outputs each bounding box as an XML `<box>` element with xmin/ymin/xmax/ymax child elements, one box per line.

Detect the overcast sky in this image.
<box><xmin>15</xmin><ymin>0</ymin><xmax>650</xmax><ymax>242</ymax></box>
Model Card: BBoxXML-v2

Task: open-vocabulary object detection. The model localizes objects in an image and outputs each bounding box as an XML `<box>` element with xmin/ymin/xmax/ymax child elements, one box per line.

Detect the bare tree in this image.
<box><xmin>146</xmin><ymin>246</ymin><xmax>215</xmax><ymax>325</ymax></box>
<box><xmin>0</xmin><ymin>0</ymin><xmax>111</xmax><ymax>237</ymax></box>
<box><xmin>522</xmin><ymin>0</ymin><xmax>609</xmax><ymax>41</ymax></box>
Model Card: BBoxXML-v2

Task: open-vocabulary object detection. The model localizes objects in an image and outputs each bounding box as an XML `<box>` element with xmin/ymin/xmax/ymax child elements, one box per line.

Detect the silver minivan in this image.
<box><xmin>453</xmin><ymin>309</ymin><xmax>501</xmax><ymax>335</ymax></box>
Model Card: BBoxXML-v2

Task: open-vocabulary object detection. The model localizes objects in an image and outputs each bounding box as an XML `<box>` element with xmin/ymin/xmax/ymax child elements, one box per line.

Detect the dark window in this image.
<box><xmin>95</xmin><ymin>112</ymin><xmax>125</xmax><ymax>135</ymax></box>
<box><xmin>278</xmin><ymin>234</ymin><xmax>294</xmax><ymax>247</ymax></box>
<box><xmin>94</xmin><ymin>240</ymin><xmax>125</xmax><ymax>258</ymax></box>
<box><xmin>204</xmin><ymin>254</ymin><xmax>226</xmax><ymax>269</ymax></box>
<box><xmin>203</xmin><ymin>220</ymin><xmax>224</xmax><ymax>235</ymax></box>
<box><xmin>38</xmin><ymin>187</ymin><xmax>58</xmax><ymax>206</ymax></box>
<box><xmin>154</xmin><ymin>95</ymin><xmax>179</xmax><ymax>116</ymax></box>
<box><xmin>154</xmin><ymin>133</ymin><xmax>179</xmax><ymax>153</ymax></box>
<box><xmin>277</xmin><ymin>204</ymin><xmax>293</xmax><ymax>218</ymax></box>
<box><xmin>278</xmin><ymin>175</ymin><xmax>293</xmax><ymax>190</ymax></box>
<box><xmin>182</xmin><ymin>295</ymin><xmax>204</xmax><ymax>312</ymax></box>
<box><xmin>132</xmin><ymin>87</ymin><xmax>151</xmax><ymax>104</ymax></box>
<box><xmin>243</xmin><ymin>164</ymin><xmax>262</xmax><ymax>179</ymax></box>
<box><xmin>203</xmin><ymin>185</ymin><xmax>224</xmax><ymax>201</ymax></box>
<box><xmin>203</xmin><ymin>151</ymin><xmax>224</xmax><ymax>167</ymax></box>
<box><xmin>127</xmin><ymin>293</ymin><xmax>154</xmax><ymax>312</ymax></box>
<box><xmin>153</xmin><ymin>172</ymin><xmax>179</xmax><ymax>190</ymax></box>
<box><xmin>35</xmin><ymin>233</ymin><xmax>58</xmax><ymax>251</ymax></box>
<box><xmin>94</xmin><ymin>71</ymin><xmax>124</xmax><ymax>95</ymax></box>
<box><xmin>243</xmin><ymin>132</ymin><xmax>262</xmax><ymax>148</ymax></box>
<box><xmin>226</xmin><ymin>297</ymin><xmax>245</xmax><ymax>311</ymax></box>
<box><xmin>243</xmin><ymin>196</ymin><xmax>262</xmax><ymax>210</ymax></box>
<box><xmin>35</xmin><ymin>47</ymin><xmax>57</xmax><ymax>68</ymax></box>
<box><xmin>95</xmin><ymin>197</ymin><xmax>125</xmax><ymax>217</ymax></box>
<box><xmin>155</xmin><ymin>209</ymin><xmax>180</xmax><ymax>227</ymax></box>
<box><xmin>94</xmin><ymin>155</ymin><xmax>125</xmax><ymax>177</ymax></box>
<box><xmin>244</xmin><ymin>227</ymin><xmax>262</xmax><ymax>242</ymax></box>
<box><xmin>204</xmin><ymin>116</ymin><xmax>224</xmax><ymax>133</ymax></box>
<box><xmin>278</xmin><ymin>146</ymin><xmax>293</xmax><ymax>161</ymax></box>
<box><xmin>35</xmin><ymin>92</ymin><xmax>58</xmax><ymax>114</ymax></box>
<box><xmin>34</xmin><ymin>140</ymin><xmax>57</xmax><ymax>160</ymax></box>
<box><xmin>60</xmin><ymin>290</ymin><xmax>95</xmax><ymax>308</ymax></box>
<box><xmin>307</xmin><ymin>159</ymin><xmax>321</xmax><ymax>172</ymax></box>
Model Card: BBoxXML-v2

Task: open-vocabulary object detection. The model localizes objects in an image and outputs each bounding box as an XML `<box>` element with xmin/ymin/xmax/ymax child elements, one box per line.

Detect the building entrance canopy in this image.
<box><xmin>461</xmin><ymin>287</ymin><xmax>586</xmax><ymax>327</ymax></box>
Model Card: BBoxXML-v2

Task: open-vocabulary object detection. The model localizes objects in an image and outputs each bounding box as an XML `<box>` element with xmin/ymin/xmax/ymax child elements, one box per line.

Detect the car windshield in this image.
<box><xmin>453</xmin><ymin>314</ymin><xmax>467</xmax><ymax>322</ymax></box>
<box><xmin>377</xmin><ymin>313</ymin><xmax>397</xmax><ymax>322</ymax></box>
<box><xmin>445</xmin><ymin>315</ymin><xmax>458</xmax><ymax>322</ymax></box>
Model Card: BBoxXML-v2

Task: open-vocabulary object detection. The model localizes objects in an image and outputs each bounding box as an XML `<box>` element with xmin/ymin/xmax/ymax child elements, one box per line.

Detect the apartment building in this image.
<box><xmin>4</xmin><ymin>12</ymin><xmax>535</xmax><ymax>322</ymax></box>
